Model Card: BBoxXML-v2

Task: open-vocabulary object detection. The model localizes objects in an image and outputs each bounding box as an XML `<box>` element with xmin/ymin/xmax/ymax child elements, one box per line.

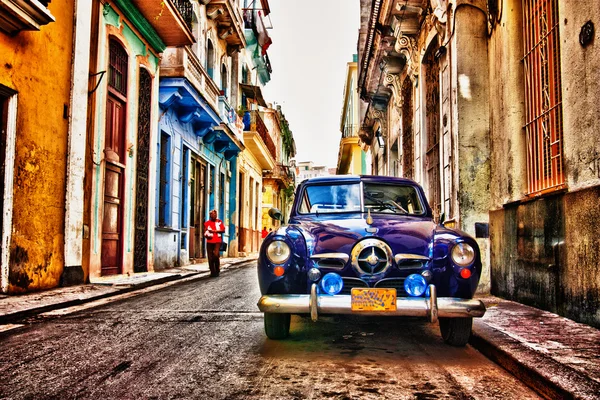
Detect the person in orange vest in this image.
<box><xmin>204</xmin><ymin>209</ymin><xmax>225</xmax><ymax>277</ymax></box>
<box><xmin>261</xmin><ymin>226</ymin><xmax>268</xmax><ymax>239</ymax></box>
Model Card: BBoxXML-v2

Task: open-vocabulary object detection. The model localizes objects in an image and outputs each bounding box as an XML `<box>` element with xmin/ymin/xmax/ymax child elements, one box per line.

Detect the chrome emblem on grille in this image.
<box><xmin>351</xmin><ymin>239</ymin><xmax>393</xmax><ymax>276</ymax></box>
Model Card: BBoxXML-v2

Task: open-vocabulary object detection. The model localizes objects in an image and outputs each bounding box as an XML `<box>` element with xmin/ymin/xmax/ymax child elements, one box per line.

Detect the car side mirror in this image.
<box><xmin>268</xmin><ymin>207</ymin><xmax>282</xmax><ymax>221</ymax></box>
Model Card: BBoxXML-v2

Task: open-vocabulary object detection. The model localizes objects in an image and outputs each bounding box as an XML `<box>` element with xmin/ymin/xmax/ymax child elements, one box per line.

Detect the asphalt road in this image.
<box><xmin>0</xmin><ymin>262</ymin><xmax>541</xmax><ymax>400</ymax></box>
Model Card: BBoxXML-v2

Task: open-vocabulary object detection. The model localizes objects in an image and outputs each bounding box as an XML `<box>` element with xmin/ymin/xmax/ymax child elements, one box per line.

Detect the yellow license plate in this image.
<box><xmin>351</xmin><ymin>288</ymin><xmax>397</xmax><ymax>312</ymax></box>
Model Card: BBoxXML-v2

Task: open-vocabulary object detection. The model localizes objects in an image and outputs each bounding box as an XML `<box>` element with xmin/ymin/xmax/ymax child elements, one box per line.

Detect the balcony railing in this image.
<box><xmin>218</xmin><ymin>96</ymin><xmax>243</xmax><ymax>140</ymax></box>
<box><xmin>264</xmin><ymin>164</ymin><xmax>295</xmax><ymax>183</ymax></box>
<box><xmin>342</xmin><ymin>124</ymin><xmax>359</xmax><ymax>138</ymax></box>
<box><xmin>160</xmin><ymin>46</ymin><xmax>220</xmax><ymax>111</ymax></box>
<box><xmin>244</xmin><ymin>110</ymin><xmax>276</xmax><ymax>160</ymax></box>
<box><xmin>172</xmin><ymin>0</ymin><xmax>194</xmax><ymax>30</ymax></box>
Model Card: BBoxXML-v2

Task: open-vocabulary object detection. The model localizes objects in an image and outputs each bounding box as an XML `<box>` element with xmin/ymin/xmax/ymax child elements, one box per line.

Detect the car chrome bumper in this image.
<box><xmin>257</xmin><ymin>284</ymin><xmax>486</xmax><ymax>323</ymax></box>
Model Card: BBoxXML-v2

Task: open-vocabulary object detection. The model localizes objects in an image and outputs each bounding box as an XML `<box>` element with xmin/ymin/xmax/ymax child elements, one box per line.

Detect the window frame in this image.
<box><xmin>522</xmin><ymin>0</ymin><xmax>566</xmax><ymax>196</ymax></box>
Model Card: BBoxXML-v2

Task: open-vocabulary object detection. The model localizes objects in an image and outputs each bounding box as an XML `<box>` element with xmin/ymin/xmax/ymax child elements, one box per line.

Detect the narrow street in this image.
<box><xmin>0</xmin><ymin>263</ymin><xmax>540</xmax><ymax>400</ymax></box>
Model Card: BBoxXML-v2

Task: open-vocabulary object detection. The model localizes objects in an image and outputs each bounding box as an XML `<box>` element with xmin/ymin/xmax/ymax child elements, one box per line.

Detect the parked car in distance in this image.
<box><xmin>257</xmin><ymin>175</ymin><xmax>486</xmax><ymax>346</ymax></box>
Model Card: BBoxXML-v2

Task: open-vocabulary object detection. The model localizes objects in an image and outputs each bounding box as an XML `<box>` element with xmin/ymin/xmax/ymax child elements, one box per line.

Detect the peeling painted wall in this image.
<box><xmin>454</xmin><ymin>5</ymin><xmax>491</xmax><ymax>293</ymax></box>
<box><xmin>84</xmin><ymin>1</ymin><xmax>161</xmax><ymax>280</ymax></box>
<box><xmin>489</xmin><ymin>0</ymin><xmax>600</xmax><ymax>327</ymax></box>
<box><xmin>0</xmin><ymin>1</ymin><xmax>75</xmax><ymax>293</ymax></box>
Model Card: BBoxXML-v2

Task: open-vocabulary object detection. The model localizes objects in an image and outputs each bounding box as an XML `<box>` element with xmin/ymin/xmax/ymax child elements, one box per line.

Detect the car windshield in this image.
<box><xmin>363</xmin><ymin>182</ymin><xmax>424</xmax><ymax>215</ymax></box>
<box><xmin>299</xmin><ymin>183</ymin><xmax>361</xmax><ymax>214</ymax></box>
<box><xmin>298</xmin><ymin>182</ymin><xmax>425</xmax><ymax>215</ymax></box>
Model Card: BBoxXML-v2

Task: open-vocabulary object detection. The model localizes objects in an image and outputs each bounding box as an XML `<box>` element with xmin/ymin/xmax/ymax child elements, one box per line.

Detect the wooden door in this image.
<box><xmin>190</xmin><ymin>159</ymin><xmax>207</xmax><ymax>259</ymax></box>
<box><xmin>101</xmin><ymin>95</ymin><xmax>125</xmax><ymax>275</ymax></box>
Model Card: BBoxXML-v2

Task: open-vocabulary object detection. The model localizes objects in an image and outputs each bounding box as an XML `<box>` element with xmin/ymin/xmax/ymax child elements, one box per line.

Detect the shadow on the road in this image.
<box><xmin>257</xmin><ymin>314</ymin><xmax>467</xmax><ymax>362</ymax></box>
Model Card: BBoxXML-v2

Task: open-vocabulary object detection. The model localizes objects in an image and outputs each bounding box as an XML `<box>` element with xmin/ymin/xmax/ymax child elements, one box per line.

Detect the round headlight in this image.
<box><xmin>266</xmin><ymin>240</ymin><xmax>291</xmax><ymax>264</ymax></box>
<box><xmin>451</xmin><ymin>242</ymin><xmax>475</xmax><ymax>267</ymax></box>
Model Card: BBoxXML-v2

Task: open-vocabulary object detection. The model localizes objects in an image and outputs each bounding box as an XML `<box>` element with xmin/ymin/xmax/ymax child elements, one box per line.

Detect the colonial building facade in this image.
<box><xmin>0</xmin><ymin>0</ymin><xmax>75</xmax><ymax>293</ymax></box>
<box><xmin>155</xmin><ymin>1</ymin><xmax>245</xmax><ymax>267</ymax></box>
<box><xmin>81</xmin><ymin>0</ymin><xmax>193</xmax><ymax>279</ymax></box>
<box><xmin>487</xmin><ymin>0</ymin><xmax>600</xmax><ymax>327</ymax></box>
<box><xmin>358</xmin><ymin>0</ymin><xmax>600</xmax><ymax>326</ymax></box>
<box><xmin>358</xmin><ymin>0</ymin><xmax>492</xmax><ymax>293</ymax></box>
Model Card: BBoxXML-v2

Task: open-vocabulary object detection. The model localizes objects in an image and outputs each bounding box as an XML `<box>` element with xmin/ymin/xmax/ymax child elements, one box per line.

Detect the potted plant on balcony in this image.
<box><xmin>236</xmin><ymin>105</ymin><xmax>248</xmax><ymax>117</ymax></box>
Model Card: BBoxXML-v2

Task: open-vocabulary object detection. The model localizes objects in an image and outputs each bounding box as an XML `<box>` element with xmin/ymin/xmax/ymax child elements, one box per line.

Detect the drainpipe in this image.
<box><xmin>63</xmin><ymin>0</ymin><xmax>93</xmax><ymax>285</ymax></box>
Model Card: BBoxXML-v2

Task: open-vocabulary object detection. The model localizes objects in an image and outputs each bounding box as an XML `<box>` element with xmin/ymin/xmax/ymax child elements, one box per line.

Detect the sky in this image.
<box><xmin>260</xmin><ymin>0</ymin><xmax>361</xmax><ymax>169</ymax></box>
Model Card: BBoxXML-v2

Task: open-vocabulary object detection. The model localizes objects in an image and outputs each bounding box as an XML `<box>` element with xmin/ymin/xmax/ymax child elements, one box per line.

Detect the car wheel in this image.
<box><xmin>264</xmin><ymin>313</ymin><xmax>291</xmax><ymax>340</ymax></box>
<box><xmin>439</xmin><ymin>317</ymin><xmax>472</xmax><ymax>347</ymax></box>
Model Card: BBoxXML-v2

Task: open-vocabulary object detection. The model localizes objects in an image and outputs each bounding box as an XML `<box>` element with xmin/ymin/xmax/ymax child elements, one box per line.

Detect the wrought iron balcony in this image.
<box><xmin>129</xmin><ymin>0</ymin><xmax>195</xmax><ymax>46</ymax></box>
<box><xmin>172</xmin><ymin>0</ymin><xmax>194</xmax><ymax>30</ymax></box>
<box><xmin>342</xmin><ymin>124</ymin><xmax>359</xmax><ymax>138</ymax></box>
<box><xmin>264</xmin><ymin>163</ymin><xmax>294</xmax><ymax>184</ymax></box>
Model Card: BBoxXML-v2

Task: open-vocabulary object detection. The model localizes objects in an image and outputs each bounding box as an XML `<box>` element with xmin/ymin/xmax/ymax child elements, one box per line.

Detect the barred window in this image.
<box><xmin>522</xmin><ymin>0</ymin><xmax>565</xmax><ymax>195</ymax></box>
<box><xmin>109</xmin><ymin>39</ymin><xmax>128</xmax><ymax>97</ymax></box>
<box><xmin>159</xmin><ymin>133</ymin><xmax>170</xmax><ymax>227</ymax></box>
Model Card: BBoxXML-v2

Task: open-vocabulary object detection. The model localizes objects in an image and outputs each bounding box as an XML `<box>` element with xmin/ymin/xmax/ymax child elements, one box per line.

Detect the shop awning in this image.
<box><xmin>239</xmin><ymin>83</ymin><xmax>268</xmax><ymax>107</ymax></box>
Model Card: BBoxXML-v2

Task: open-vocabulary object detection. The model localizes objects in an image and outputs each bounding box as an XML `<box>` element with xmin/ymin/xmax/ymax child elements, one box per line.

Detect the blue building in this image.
<box><xmin>154</xmin><ymin>1</ymin><xmax>246</xmax><ymax>268</ymax></box>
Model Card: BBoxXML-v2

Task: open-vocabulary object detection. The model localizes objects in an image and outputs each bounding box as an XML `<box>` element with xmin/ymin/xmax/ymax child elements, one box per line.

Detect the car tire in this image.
<box><xmin>264</xmin><ymin>313</ymin><xmax>290</xmax><ymax>340</ymax></box>
<box><xmin>439</xmin><ymin>317</ymin><xmax>472</xmax><ymax>347</ymax></box>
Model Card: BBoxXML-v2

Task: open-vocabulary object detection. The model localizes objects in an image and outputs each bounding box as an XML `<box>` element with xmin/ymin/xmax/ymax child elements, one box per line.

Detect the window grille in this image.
<box><xmin>159</xmin><ymin>133</ymin><xmax>169</xmax><ymax>226</ymax></box>
<box><xmin>522</xmin><ymin>0</ymin><xmax>565</xmax><ymax>195</ymax></box>
<box><xmin>109</xmin><ymin>39</ymin><xmax>128</xmax><ymax>96</ymax></box>
<box><xmin>424</xmin><ymin>43</ymin><xmax>441</xmax><ymax>217</ymax></box>
<box><xmin>401</xmin><ymin>77</ymin><xmax>414</xmax><ymax>180</ymax></box>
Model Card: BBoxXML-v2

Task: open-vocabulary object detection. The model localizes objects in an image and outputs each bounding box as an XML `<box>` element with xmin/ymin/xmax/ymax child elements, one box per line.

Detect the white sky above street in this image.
<box><xmin>261</xmin><ymin>0</ymin><xmax>360</xmax><ymax>168</ymax></box>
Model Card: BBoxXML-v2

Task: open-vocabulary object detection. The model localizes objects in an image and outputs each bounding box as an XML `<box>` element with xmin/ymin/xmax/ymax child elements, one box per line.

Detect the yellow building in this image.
<box><xmin>336</xmin><ymin>55</ymin><xmax>367</xmax><ymax>175</ymax></box>
<box><xmin>0</xmin><ymin>1</ymin><xmax>75</xmax><ymax>293</ymax></box>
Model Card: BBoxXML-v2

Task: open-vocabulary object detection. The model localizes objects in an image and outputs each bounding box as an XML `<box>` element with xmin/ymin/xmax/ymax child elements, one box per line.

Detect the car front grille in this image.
<box><xmin>339</xmin><ymin>277</ymin><xmax>409</xmax><ymax>297</ymax></box>
<box><xmin>340</xmin><ymin>277</ymin><xmax>368</xmax><ymax>295</ymax></box>
<box><xmin>374</xmin><ymin>278</ymin><xmax>408</xmax><ymax>297</ymax></box>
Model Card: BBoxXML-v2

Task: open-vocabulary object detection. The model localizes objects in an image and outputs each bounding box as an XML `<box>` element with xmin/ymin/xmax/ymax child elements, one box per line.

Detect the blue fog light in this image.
<box><xmin>320</xmin><ymin>273</ymin><xmax>343</xmax><ymax>295</ymax></box>
<box><xmin>404</xmin><ymin>274</ymin><xmax>427</xmax><ymax>297</ymax></box>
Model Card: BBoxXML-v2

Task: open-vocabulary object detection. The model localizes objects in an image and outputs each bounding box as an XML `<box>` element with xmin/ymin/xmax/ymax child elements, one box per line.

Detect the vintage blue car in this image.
<box><xmin>257</xmin><ymin>175</ymin><xmax>486</xmax><ymax>346</ymax></box>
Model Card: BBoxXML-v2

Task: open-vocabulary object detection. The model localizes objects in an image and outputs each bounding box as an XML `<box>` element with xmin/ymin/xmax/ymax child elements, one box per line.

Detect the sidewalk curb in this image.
<box><xmin>471</xmin><ymin>321</ymin><xmax>600</xmax><ymax>400</ymax></box>
<box><xmin>0</xmin><ymin>258</ymin><xmax>257</xmax><ymax>325</ymax></box>
<box><xmin>0</xmin><ymin>273</ymin><xmax>197</xmax><ymax>324</ymax></box>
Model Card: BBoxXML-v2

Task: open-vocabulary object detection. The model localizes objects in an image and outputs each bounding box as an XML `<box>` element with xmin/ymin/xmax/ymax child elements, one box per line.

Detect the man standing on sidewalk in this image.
<box><xmin>204</xmin><ymin>209</ymin><xmax>225</xmax><ymax>277</ymax></box>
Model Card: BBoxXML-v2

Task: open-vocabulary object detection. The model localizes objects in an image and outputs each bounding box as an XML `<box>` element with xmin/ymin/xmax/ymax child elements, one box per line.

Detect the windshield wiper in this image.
<box><xmin>364</xmin><ymin>193</ymin><xmax>408</xmax><ymax>214</ymax></box>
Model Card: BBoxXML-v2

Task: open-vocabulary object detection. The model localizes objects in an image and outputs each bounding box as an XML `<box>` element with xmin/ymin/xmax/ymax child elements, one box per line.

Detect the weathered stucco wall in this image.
<box><xmin>455</xmin><ymin>5</ymin><xmax>491</xmax><ymax>293</ymax></box>
<box><xmin>488</xmin><ymin>0</ymin><xmax>527</xmax><ymax>208</ymax></box>
<box><xmin>489</xmin><ymin>0</ymin><xmax>600</xmax><ymax>327</ymax></box>
<box><xmin>562</xmin><ymin>187</ymin><xmax>600</xmax><ymax>326</ymax></box>
<box><xmin>0</xmin><ymin>1</ymin><xmax>75</xmax><ymax>293</ymax></box>
<box><xmin>490</xmin><ymin>195</ymin><xmax>564</xmax><ymax>312</ymax></box>
<box><xmin>560</xmin><ymin>1</ymin><xmax>600</xmax><ymax>191</ymax></box>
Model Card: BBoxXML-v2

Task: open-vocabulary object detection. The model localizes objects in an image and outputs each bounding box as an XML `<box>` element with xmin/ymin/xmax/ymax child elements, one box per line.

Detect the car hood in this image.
<box><xmin>292</xmin><ymin>215</ymin><xmax>436</xmax><ymax>258</ymax></box>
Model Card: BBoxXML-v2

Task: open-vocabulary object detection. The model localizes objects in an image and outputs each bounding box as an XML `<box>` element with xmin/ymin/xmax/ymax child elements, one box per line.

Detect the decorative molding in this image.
<box><xmin>0</xmin><ymin>0</ymin><xmax>55</xmax><ymax>34</ymax></box>
<box><xmin>430</xmin><ymin>0</ymin><xmax>448</xmax><ymax>40</ymax></box>
<box><xmin>384</xmin><ymin>72</ymin><xmax>403</xmax><ymax>110</ymax></box>
<box><xmin>112</xmin><ymin>0</ymin><xmax>166</xmax><ymax>52</ymax></box>
<box><xmin>394</xmin><ymin>35</ymin><xmax>419</xmax><ymax>85</ymax></box>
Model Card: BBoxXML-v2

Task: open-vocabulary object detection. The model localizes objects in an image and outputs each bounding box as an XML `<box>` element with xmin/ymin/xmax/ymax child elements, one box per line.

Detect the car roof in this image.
<box><xmin>300</xmin><ymin>175</ymin><xmax>419</xmax><ymax>186</ymax></box>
